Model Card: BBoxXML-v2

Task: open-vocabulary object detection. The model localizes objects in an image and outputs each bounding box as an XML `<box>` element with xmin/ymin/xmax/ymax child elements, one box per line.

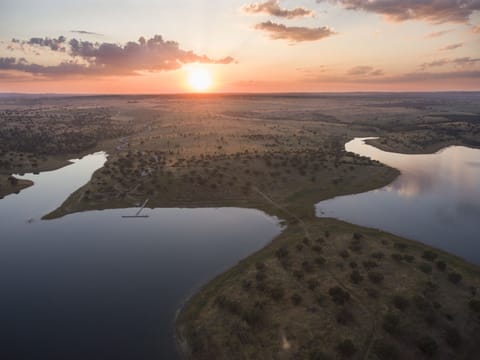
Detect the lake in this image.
<box><xmin>0</xmin><ymin>153</ymin><xmax>282</xmax><ymax>360</ymax></box>
<box><xmin>316</xmin><ymin>138</ymin><xmax>480</xmax><ymax>264</ymax></box>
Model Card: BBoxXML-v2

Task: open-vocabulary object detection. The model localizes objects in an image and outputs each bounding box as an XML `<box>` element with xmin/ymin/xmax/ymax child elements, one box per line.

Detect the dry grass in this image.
<box><xmin>178</xmin><ymin>219</ymin><xmax>480</xmax><ymax>359</ymax></box>
<box><xmin>1</xmin><ymin>94</ymin><xmax>480</xmax><ymax>358</ymax></box>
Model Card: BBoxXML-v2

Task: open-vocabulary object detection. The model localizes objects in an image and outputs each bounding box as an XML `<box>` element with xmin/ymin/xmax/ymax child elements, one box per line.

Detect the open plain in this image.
<box><xmin>1</xmin><ymin>93</ymin><xmax>480</xmax><ymax>359</ymax></box>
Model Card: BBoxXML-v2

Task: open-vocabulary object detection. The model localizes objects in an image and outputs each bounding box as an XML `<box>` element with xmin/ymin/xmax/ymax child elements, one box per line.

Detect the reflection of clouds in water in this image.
<box><xmin>434</xmin><ymin>206</ymin><xmax>456</xmax><ymax>225</ymax></box>
<box><xmin>318</xmin><ymin>138</ymin><xmax>480</xmax><ymax>264</ymax></box>
<box><xmin>466</xmin><ymin>161</ymin><xmax>480</xmax><ymax>168</ymax></box>
<box><xmin>350</xmin><ymin>138</ymin><xmax>480</xmax><ymax>200</ymax></box>
<box><xmin>386</xmin><ymin>171</ymin><xmax>433</xmax><ymax>198</ymax></box>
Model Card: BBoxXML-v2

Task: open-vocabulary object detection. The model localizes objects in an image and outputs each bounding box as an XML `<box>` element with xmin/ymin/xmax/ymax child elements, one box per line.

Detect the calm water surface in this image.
<box><xmin>316</xmin><ymin>138</ymin><xmax>480</xmax><ymax>264</ymax></box>
<box><xmin>0</xmin><ymin>153</ymin><xmax>281</xmax><ymax>360</ymax></box>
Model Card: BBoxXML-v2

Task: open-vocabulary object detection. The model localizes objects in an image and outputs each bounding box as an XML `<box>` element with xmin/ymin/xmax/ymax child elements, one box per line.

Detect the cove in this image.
<box><xmin>0</xmin><ymin>153</ymin><xmax>282</xmax><ymax>360</ymax></box>
<box><xmin>316</xmin><ymin>138</ymin><xmax>480</xmax><ymax>265</ymax></box>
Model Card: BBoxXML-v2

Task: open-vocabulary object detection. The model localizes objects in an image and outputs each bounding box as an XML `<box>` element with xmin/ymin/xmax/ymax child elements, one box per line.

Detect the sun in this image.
<box><xmin>188</xmin><ymin>68</ymin><xmax>212</xmax><ymax>92</ymax></box>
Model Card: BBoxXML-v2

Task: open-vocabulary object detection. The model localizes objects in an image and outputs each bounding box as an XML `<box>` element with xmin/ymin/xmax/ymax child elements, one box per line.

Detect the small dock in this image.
<box><xmin>122</xmin><ymin>199</ymin><xmax>150</xmax><ymax>218</ymax></box>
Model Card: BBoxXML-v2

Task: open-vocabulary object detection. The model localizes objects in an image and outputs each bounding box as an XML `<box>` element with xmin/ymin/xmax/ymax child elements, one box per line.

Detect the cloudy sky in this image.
<box><xmin>1</xmin><ymin>0</ymin><xmax>479</xmax><ymax>93</ymax></box>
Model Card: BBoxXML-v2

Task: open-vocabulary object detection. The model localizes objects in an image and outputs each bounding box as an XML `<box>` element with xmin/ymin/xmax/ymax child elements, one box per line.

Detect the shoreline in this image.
<box><xmin>0</xmin><ymin>176</ymin><xmax>34</xmax><ymax>199</ymax></box>
<box><xmin>174</xmin><ymin>139</ymin><xmax>480</xmax><ymax>360</ymax></box>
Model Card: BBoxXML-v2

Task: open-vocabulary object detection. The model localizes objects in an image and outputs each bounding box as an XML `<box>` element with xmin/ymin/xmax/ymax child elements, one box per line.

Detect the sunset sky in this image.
<box><xmin>1</xmin><ymin>0</ymin><xmax>479</xmax><ymax>93</ymax></box>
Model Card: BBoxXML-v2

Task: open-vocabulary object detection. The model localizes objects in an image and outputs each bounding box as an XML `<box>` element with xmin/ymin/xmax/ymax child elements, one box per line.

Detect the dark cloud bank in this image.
<box><xmin>1</xmin><ymin>35</ymin><xmax>234</xmax><ymax>78</ymax></box>
<box><xmin>347</xmin><ymin>66</ymin><xmax>384</xmax><ymax>76</ymax></box>
<box><xmin>317</xmin><ymin>0</ymin><xmax>480</xmax><ymax>23</ymax></box>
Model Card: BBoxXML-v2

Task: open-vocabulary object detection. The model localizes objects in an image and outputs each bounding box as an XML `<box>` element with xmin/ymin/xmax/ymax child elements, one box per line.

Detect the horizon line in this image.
<box><xmin>1</xmin><ymin>90</ymin><xmax>480</xmax><ymax>97</ymax></box>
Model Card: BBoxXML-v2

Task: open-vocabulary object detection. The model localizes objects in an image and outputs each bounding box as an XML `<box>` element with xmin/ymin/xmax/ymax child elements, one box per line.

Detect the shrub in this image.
<box><xmin>368</xmin><ymin>271</ymin><xmax>384</xmax><ymax>284</ymax></box>
<box><xmin>215</xmin><ymin>296</ymin><xmax>243</xmax><ymax>316</ymax></box>
<box><xmin>336</xmin><ymin>339</ymin><xmax>356</xmax><ymax>357</ymax></box>
<box><xmin>329</xmin><ymin>286</ymin><xmax>350</xmax><ymax>305</ymax></box>
<box><xmin>432</xmin><ymin>301</ymin><xmax>442</xmax><ymax>310</ymax></box>
<box><xmin>350</xmin><ymin>270</ymin><xmax>363</xmax><ymax>284</ymax></box>
<box><xmin>424</xmin><ymin>311</ymin><xmax>437</xmax><ymax>326</ymax></box>
<box><xmin>336</xmin><ymin>308</ymin><xmax>354</xmax><ymax>325</ymax></box>
<box><xmin>293</xmin><ymin>270</ymin><xmax>304</xmax><ymax>280</ymax></box>
<box><xmin>373</xmin><ymin>339</ymin><xmax>399</xmax><ymax>360</ymax></box>
<box><xmin>366</xmin><ymin>287</ymin><xmax>378</xmax><ymax>298</ymax></box>
<box><xmin>394</xmin><ymin>242</ymin><xmax>408</xmax><ymax>251</ymax></box>
<box><xmin>242</xmin><ymin>305</ymin><xmax>265</xmax><ymax>328</ymax></box>
<box><xmin>255</xmin><ymin>272</ymin><xmax>266</xmax><ymax>282</ymax></box>
<box><xmin>448</xmin><ymin>272</ymin><xmax>462</xmax><ymax>284</ymax></box>
<box><xmin>413</xmin><ymin>295</ymin><xmax>431</xmax><ymax>311</ymax></box>
<box><xmin>424</xmin><ymin>280</ymin><xmax>438</xmax><ymax>292</ymax></box>
<box><xmin>445</xmin><ymin>327</ymin><xmax>462</xmax><ymax>348</ymax></box>
<box><xmin>275</xmin><ymin>247</ymin><xmax>289</xmax><ymax>258</ymax></box>
<box><xmin>436</xmin><ymin>260</ymin><xmax>447</xmax><ymax>271</ymax></box>
<box><xmin>392</xmin><ymin>295</ymin><xmax>410</xmax><ymax>311</ymax></box>
<box><xmin>302</xmin><ymin>261</ymin><xmax>314</xmax><ymax>273</ymax></box>
<box><xmin>391</xmin><ymin>253</ymin><xmax>403</xmax><ymax>261</ymax></box>
<box><xmin>255</xmin><ymin>262</ymin><xmax>266</xmax><ymax>272</ymax></box>
<box><xmin>315</xmin><ymin>257</ymin><xmax>326</xmax><ymax>266</ymax></box>
<box><xmin>316</xmin><ymin>294</ymin><xmax>327</xmax><ymax>306</ymax></box>
<box><xmin>349</xmin><ymin>239</ymin><xmax>362</xmax><ymax>252</ymax></box>
<box><xmin>307</xmin><ymin>278</ymin><xmax>319</xmax><ymax>291</ymax></box>
<box><xmin>352</xmin><ymin>232</ymin><xmax>363</xmax><ymax>240</ymax></box>
<box><xmin>403</xmin><ymin>254</ymin><xmax>415</xmax><ymax>263</ymax></box>
<box><xmin>349</xmin><ymin>261</ymin><xmax>358</xmax><ymax>269</ymax></box>
<box><xmin>422</xmin><ymin>250</ymin><xmax>438</xmax><ymax>262</ymax></box>
<box><xmin>242</xmin><ymin>279</ymin><xmax>252</xmax><ymax>291</ymax></box>
<box><xmin>269</xmin><ymin>287</ymin><xmax>285</xmax><ymax>302</ymax></box>
<box><xmin>469</xmin><ymin>299</ymin><xmax>480</xmax><ymax>313</ymax></box>
<box><xmin>339</xmin><ymin>250</ymin><xmax>350</xmax><ymax>259</ymax></box>
<box><xmin>309</xmin><ymin>351</ymin><xmax>331</xmax><ymax>360</ymax></box>
<box><xmin>371</xmin><ymin>251</ymin><xmax>385</xmax><ymax>259</ymax></box>
<box><xmin>256</xmin><ymin>281</ymin><xmax>267</xmax><ymax>292</ymax></box>
<box><xmin>291</xmin><ymin>293</ymin><xmax>303</xmax><ymax>306</ymax></box>
<box><xmin>383</xmin><ymin>313</ymin><xmax>400</xmax><ymax>334</ymax></box>
<box><xmin>279</xmin><ymin>258</ymin><xmax>291</xmax><ymax>269</ymax></box>
<box><xmin>363</xmin><ymin>260</ymin><xmax>378</xmax><ymax>270</ymax></box>
<box><xmin>419</xmin><ymin>262</ymin><xmax>432</xmax><ymax>274</ymax></box>
<box><xmin>417</xmin><ymin>335</ymin><xmax>438</xmax><ymax>357</ymax></box>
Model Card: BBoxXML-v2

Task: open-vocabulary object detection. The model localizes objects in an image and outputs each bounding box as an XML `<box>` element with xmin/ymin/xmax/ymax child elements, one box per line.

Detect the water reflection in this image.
<box><xmin>317</xmin><ymin>138</ymin><xmax>480</xmax><ymax>264</ymax></box>
<box><xmin>3</xmin><ymin>152</ymin><xmax>107</xmax><ymax>221</ymax></box>
<box><xmin>0</xmin><ymin>154</ymin><xmax>281</xmax><ymax>360</ymax></box>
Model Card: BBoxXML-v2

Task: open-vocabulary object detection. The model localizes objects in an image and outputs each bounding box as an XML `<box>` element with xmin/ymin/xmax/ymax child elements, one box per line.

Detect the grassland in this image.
<box><xmin>177</xmin><ymin>218</ymin><xmax>480</xmax><ymax>360</ymax></box>
<box><xmin>1</xmin><ymin>93</ymin><xmax>479</xmax><ymax>359</ymax></box>
<box><xmin>0</xmin><ymin>96</ymin><xmax>152</xmax><ymax>198</ymax></box>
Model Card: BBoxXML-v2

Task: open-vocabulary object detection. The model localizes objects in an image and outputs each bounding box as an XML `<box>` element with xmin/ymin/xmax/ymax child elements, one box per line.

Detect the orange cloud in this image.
<box><xmin>425</xmin><ymin>30</ymin><xmax>451</xmax><ymax>38</ymax></box>
<box><xmin>254</xmin><ymin>21</ymin><xmax>336</xmax><ymax>42</ymax></box>
<box><xmin>243</xmin><ymin>0</ymin><xmax>314</xmax><ymax>19</ymax></box>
